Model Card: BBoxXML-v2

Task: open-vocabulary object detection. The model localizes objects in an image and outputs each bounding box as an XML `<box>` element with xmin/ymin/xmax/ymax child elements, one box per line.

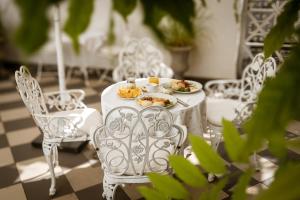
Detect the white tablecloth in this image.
<box><xmin>101</xmin><ymin>78</ymin><xmax>206</xmax><ymax>136</ymax></box>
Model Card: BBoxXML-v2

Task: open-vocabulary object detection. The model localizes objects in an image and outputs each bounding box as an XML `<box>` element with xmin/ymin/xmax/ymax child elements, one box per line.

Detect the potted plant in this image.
<box><xmin>158</xmin><ymin>4</ymin><xmax>206</xmax><ymax>78</ymax></box>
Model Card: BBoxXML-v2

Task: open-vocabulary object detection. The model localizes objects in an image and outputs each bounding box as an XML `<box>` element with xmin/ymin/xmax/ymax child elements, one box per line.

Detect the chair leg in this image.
<box><xmin>99</xmin><ymin>69</ymin><xmax>109</xmax><ymax>83</ymax></box>
<box><xmin>42</xmin><ymin>141</ymin><xmax>58</xmax><ymax>196</ymax></box>
<box><xmin>36</xmin><ymin>62</ymin><xmax>43</xmax><ymax>81</ymax></box>
<box><xmin>103</xmin><ymin>177</ymin><xmax>118</xmax><ymax>200</ymax></box>
<box><xmin>207</xmin><ymin>126</ymin><xmax>222</xmax><ymax>182</ymax></box>
<box><xmin>252</xmin><ymin>152</ymin><xmax>260</xmax><ymax>171</ymax></box>
<box><xmin>207</xmin><ymin>173</ymin><xmax>213</xmax><ymax>182</ymax></box>
<box><xmin>95</xmin><ymin>69</ymin><xmax>102</xmax><ymax>78</ymax></box>
<box><xmin>208</xmin><ymin>126</ymin><xmax>222</xmax><ymax>151</ymax></box>
<box><xmin>66</xmin><ymin>67</ymin><xmax>73</xmax><ymax>82</ymax></box>
<box><xmin>183</xmin><ymin>145</ymin><xmax>192</xmax><ymax>159</ymax></box>
<box><xmin>81</xmin><ymin>68</ymin><xmax>90</xmax><ymax>86</ymax></box>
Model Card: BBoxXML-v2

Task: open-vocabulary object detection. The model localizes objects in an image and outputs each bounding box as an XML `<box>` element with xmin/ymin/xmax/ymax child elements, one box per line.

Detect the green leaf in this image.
<box><xmin>222</xmin><ymin>119</ymin><xmax>246</xmax><ymax>162</ymax></box>
<box><xmin>140</xmin><ymin>0</ymin><xmax>168</xmax><ymax>43</ymax></box>
<box><xmin>189</xmin><ymin>135</ymin><xmax>227</xmax><ymax>174</ymax></box>
<box><xmin>158</xmin><ymin>15</ymin><xmax>194</xmax><ymax>46</ymax></box>
<box><xmin>231</xmin><ymin>169</ymin><xmax>253</xmax><ymax>200</ymax></box>
<box><xmin>243</xmin><ymin>43</ymin><xmax>300</xmax><ymax>158</ymax></box>
<box><xmin>169</xmin><ymin>155</ymin><xmax>207</xmax><ymax>187</ymax></box>
<box><xmin>264</xmin><ymin>0</ymin><xmax>300</xmax><ymax>57</ymax></box>
<box><xmin>107</xmin><ymin>15</ymin><xmax>116</xmax><ymax>45</ymax></box>
<box><xmin>233</xmin><ymin>0</ymin><xmax>239</xmax><ymax>22</ymax></box>
<box><xmin>49</xmin><ymin>0</ymin><xmax>64</xmax><ymax>3</ymax></box>
<box><xmin>147</xmin><ymin>173</ymin><xmax>190</xmax><ymax>199</ymax></box>
<box><xmin>113</xmin><ymin>0</ymin><xmax>137</xmax><ymax>21</ymax></box>
<box><xmin>64</xmin><ymin>0</ymin><xmax>94</xmax><ymax>53</ymax></box>
<box><xmin>199</xmin><ymin>178</ymin><xmax>228</xmax><ymax>200</ymax></box>
<box><xmin>223</xmin><ymin>119</ymin><xmax>247</xmax><ymax>161</ymax></box>
<box><xmin>14</xmin><ymin>0</ymin><xmax>51</xmax><ymax>54</ymax></box>
<box><xmin>256</xmin><ymin>163</ymin><xmax>300</xmax><ymax>200</ymax></box>
<box><xmin>138</xmin><ymin>186</ymin><xmax>168</xmax><ymax>200</ymax></box>
<box><xmin>141</xmin><ymin>0</ymin><xmax>195</xmax><ymax>45</ymax></box>
<box><xmin>268</xmin><ymin>129</ymin><xmax>287</xmax><ymax>158</ymax></box>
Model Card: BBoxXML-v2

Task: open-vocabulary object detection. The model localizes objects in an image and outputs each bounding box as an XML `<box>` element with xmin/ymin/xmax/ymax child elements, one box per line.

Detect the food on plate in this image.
<box><xmin>137</xmin><ymin>96</ymin><xmax>171</xmax><ymax>107</ymax></box>
<box><xmin>171</xmin><ymin>79</ymin><xmax>198</xmax><ymax>92</ymax></box>
<box><xmin>117</xmin><ymin>85</ymin><xmax>142</xmax><ymax>99</ymax></box>
<box><xmin>159</xmin><ymin>85</ymin><xmax>173</xmax><ymax>94</ymax></box>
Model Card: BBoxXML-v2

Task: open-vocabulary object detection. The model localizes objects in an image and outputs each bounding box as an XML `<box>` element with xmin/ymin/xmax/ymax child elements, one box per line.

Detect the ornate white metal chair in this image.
<box><xmin>112</xmin><ymin>38</ymin><xmax>174</xmax><ymax>82</ymax></box>
<box><xmin>15</xmin><ymin>66</ymin><xmax>102</xmax><ymax>196</ymax></box>
<box><xmin>66</xmin><ymin>33</ymin><xmax>115</xmax><ymax>86</ymax></box>
<box><xmin>204</xmin><ymin>53</ymin><xmax>277</xmax><ymax>172</ymax></box>
<box><xmin>92</xmin><ymin>106</ymin><xmax>187</xmax><ymax>200</ymax></box>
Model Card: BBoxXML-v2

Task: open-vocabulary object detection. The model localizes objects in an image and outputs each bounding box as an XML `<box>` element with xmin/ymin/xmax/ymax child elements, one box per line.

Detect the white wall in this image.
<box><xmin>1</xmin><ymin>0</ymin><xmax>240</xmax><ymax>79</ymax></box>
<box><xmin>187</xmin><ymin>0</ymin><xmax>240</xmax><ymax>79</ymax></box>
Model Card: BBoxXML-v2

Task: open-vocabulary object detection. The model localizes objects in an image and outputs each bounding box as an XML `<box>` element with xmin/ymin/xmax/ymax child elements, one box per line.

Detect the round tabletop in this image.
<box><xmin>101</xmin><ymin>78</ymin><xmax>206</xmax><ymax>135</ymax></box>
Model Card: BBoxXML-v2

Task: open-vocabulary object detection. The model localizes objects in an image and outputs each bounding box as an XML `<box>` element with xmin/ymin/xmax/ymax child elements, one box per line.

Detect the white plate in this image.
<box><xmin>136</xmin><ymin>93</ymin><xmax>177</xmax><ymax>108</ymax></box>
<box><xmin>163</xmin><ymin>80</ymin><xmax>202</xmax><ymax>94</ymax></box>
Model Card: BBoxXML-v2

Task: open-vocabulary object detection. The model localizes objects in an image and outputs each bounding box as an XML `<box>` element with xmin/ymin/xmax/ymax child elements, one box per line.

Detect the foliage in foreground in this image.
<box><xmin>138</xmin><ymin>0</ymin><xmax>300</xmax><ymax>199</ymax></box>
<box><xmin>9</xmin><ymin>0</ymin><xmax>300</xmax><ymax>199</ymax></box>
<box><xmin>12</xmin><ymin>0</ymin><xmax>240</xmax><ymax>54</ymax></box>
<box><xmin>12</xmin><ymin>0</ymin><xmax>198</xmax><ymax>54</ymax></box>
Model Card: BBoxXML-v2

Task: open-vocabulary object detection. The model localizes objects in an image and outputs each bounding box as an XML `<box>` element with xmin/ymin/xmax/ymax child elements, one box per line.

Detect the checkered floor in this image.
<box><xmin>0</xmin><ymin>72</ymin><xmax>299</xmax><ymax>200</ymax></box>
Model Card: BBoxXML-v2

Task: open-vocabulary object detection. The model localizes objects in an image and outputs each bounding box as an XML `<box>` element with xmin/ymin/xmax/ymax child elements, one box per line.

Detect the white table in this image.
<box><xmin>101</xmin><ymin>78</ymin><xmax>206</xmax><ymax>136</ymax></box>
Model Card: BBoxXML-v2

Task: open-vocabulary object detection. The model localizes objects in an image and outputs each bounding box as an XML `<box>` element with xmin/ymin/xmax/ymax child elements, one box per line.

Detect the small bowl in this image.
<box><xmin>147</xmin><ymin>83</ymin><xmax>159</xmax><ymax>93</ymax></box>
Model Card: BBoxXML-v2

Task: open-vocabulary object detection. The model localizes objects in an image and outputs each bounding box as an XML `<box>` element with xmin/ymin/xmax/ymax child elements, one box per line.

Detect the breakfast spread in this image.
<box><xmin>116</xmin><ymin>78</ymin><xmax>200</xmax><ymax>106</ymax></box>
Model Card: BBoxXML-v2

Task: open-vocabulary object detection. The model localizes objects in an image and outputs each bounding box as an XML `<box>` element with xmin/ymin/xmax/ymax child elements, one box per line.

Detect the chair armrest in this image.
<box><xmin>204</xmin><ymin>79</ymin><xmax>241</xmax><ymax>99</ymax></box>
<box><xmin>44</xmin><ymin>89</ymin><xmax>87</xmax><ymax>111</ymax></box>
<box><xmin>34</xmin><ymin>113</ymin><xmax>87</xmax><ymax>140</ymax></box>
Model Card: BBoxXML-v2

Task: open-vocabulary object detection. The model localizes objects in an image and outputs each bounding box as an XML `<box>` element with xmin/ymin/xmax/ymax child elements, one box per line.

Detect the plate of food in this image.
<box><xmin>136</xmin><ymin>93</ymin><xmax>177</xmax><ymax>108</ymax></box>
<box><xmin>117</xmin><ymin>85</ymin><xmax>142</xmax><ymax>99</ymax></box>
<box><xmin>163</xmin><ymin>79</ymin><xmax>202</xmax><ymax>94</ymax></box>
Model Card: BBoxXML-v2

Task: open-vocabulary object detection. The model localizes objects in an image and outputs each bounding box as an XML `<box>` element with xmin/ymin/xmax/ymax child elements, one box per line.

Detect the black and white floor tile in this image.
<box><xmin>0</xmin><ymin>72</ymin><xmax>299</xmax><ymax>200</ymax></box>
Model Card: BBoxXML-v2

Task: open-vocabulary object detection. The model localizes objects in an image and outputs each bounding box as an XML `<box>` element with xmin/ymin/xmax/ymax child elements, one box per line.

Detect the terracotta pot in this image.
<box><xmin>168</xmin><ymin>46</ymin><xmax>192</xmax><ymax>78</ymax></box>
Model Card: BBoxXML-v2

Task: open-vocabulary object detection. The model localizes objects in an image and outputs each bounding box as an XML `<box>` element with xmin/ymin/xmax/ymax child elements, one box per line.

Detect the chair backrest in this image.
<box><xmin>239</xmin><ymin>53</ymin><xmax>277</xmax><ymax>103</ymax></box>
<box><xmin>15</xmin><ymin>66</ymin><xmax>48</xmax><ymax>119</ymax></box>
<box><xmin>113</xmin><ymin>38</ymin><xmax>171</xmax><ymax>81</ymax></box>
<box><xmin>93</xmin><ymin>106</ymin><xmax>185</xmax><ymax>176</ymax></box>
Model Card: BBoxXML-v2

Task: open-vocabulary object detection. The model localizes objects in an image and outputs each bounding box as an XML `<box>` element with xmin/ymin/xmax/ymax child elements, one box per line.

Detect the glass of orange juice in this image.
<box><xmin>147</xmin><ymin>76</ymin><xmax>159</xmax><ymax>92</ymax></box>
<box><xmin>148</xmin><ymin>76</ymin><xmax>159</xmax><ymax>85</ymax></box>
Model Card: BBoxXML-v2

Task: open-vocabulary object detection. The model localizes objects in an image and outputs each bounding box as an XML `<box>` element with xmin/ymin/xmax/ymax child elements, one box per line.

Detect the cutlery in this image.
<box><xmin>176</xmin><ymin>98</ymin><xmax>190</xmax><ymax>107</ymax></box>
